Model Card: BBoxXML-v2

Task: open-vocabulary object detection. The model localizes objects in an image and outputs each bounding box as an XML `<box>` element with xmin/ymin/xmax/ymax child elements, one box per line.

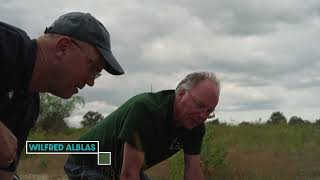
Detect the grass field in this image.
<box><xmin>17</xmin><ymin>123</ymin><xmax>320</xmax><ymax>179</ymax></box>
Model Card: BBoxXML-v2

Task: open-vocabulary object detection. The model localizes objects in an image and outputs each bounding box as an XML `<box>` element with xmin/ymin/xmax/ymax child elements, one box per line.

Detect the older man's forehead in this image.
<box><xmin>191</xmin><ymin>80</ymin><xmax>219</xmax><ymax>103</ymax></box>
<box><xmin>193</xmin><ymin>79</ymin><xmax>218</xmax><ymax>91</ymax></box>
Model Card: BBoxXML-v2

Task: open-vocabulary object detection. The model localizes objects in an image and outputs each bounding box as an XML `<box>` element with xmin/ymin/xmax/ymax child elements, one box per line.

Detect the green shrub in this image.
<box><xmin>169</xmin><ymin>125</ymin><xmax>228</xmax><ymax>179</ymax></box>
<box><xmin>169</xmin><ymin>151</ymin><xmax>184</xmax><ymax>180</ymax></box>
<box><xmin>201</xmin><ymin>126</ymin><xmax>227</xmax><ymax>175</ymax></box>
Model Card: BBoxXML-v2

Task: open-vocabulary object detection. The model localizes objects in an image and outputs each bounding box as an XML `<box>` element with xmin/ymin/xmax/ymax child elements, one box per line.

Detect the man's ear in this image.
<box><xmin>55</xmin><ymin>37</ymin><xmax>72</xmax><ymax>59</ymax></box>
<box><xmin>177</xmin><ymin>89</ymin><xmax>186</xmax><ymax>100</ymax></box>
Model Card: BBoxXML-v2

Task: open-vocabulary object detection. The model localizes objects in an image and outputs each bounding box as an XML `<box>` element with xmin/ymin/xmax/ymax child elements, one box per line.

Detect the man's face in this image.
<box><xmin>176</xmin><ymin>80</ymin><xmax>219</xmax><ymax>129</ymax></box>
<box><xmin>52</xmin><ymin>38</ymin><xmax>106</xmax><ymax>99</ymax></box>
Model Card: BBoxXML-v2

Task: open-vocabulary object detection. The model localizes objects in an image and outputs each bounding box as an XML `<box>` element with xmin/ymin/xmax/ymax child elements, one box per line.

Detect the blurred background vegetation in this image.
<box><xmin>18</xmin><ymin>93</ymin><xmax>320</xmax><ymax>179</ymax></box>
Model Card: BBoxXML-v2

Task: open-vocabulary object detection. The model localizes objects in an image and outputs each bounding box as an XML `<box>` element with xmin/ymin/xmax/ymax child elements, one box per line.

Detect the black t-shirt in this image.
<box><xmin>0</xmin><ymin>21</ymin><xmax>40</xmax><ymax>171</ymax></box>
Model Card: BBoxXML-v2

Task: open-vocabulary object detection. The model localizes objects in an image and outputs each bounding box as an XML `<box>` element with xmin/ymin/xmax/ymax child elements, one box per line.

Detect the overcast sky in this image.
<box><xmin>2</xmin><ymin>0</ymin><xmax>320</xmax><ymax>127</ymax></box>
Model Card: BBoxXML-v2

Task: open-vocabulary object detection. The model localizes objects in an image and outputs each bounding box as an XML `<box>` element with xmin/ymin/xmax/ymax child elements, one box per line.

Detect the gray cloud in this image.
<box><xmin>174</xmin><ymin>0</ymin><xmax>320</xmax><ymax>35</ymax></box>
<box><xmin>2</xmin><ymin>0</ymin><xmax>320</xmax><ymax>125</ymax></box>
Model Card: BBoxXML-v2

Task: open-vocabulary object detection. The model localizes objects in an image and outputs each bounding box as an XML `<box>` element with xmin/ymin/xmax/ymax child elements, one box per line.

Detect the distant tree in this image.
<box><xmin>81</xmin><ymin>111</ymin><xmax>104</xmax><ymax>127</ymax></box>
<box><xmin>267</xmin><ymin>111</ymin><xmax>287</xmax><ymax>124</ymax></box>
<box><xmin>257</xmin><ymin>118</ymin><xmax>262</xmax><ymax>124</ymax></box>
<box><xmin>303</xmin><ymin>120</ymin><xmax>311</xmax><ymax>125</ymax></box>
<box><xmin>288</xmin><ymin>116</ymin><xmax>304</xmax><ymax>125</ymax></box>
<box><xmin>314</xmin><ymin>119</ymin><xmax>320</xmax><ymax>126</ymax></box>
<box><xmin>37</xmin><ymin>93</ymin><xmax>84</xmax><ymax>131</ymax></box>
<box><xmin>239</xmin><ymin>121</ymin><xmax>252</xmax><ymax>127</ymax></box>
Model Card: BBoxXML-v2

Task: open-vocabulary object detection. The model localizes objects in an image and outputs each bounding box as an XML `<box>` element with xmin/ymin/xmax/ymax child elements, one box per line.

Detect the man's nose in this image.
<box><xmin>86</xmin><ymin>78</ymin><xmax>95</xmax><ymax>87</ymax></box>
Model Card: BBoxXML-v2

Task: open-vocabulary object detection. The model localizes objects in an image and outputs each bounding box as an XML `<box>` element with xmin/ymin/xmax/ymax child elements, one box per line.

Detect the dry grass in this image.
<box><xmin>17</xmin><ymin>125</ymin><xmax>320</xmax><ymax>179</ymax></box>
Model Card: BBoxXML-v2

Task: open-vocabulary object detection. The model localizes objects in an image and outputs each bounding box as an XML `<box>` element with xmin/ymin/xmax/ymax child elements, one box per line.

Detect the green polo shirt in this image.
<box><xmin>70</xmin><ymin>90</ymin><xmax>205</xmax><ymax>175</ymax></box>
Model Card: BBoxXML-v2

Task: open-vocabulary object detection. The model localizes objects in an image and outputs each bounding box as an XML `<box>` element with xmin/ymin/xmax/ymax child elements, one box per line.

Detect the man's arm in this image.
<box><xmin>120</xmin><ymin>142</ymin><xmax>144</xmax><ymax>180</ymax></box>
<box><xmin>184</xmin><ymin>154</ymin><xmax>204</xmax><ymax>180</ymax></box>
<box><xmin>0</xmin><ymin>121</ymin><xmax>17</xmax><ymax>180</ymax></box>
<box><xmin>0</xmin><ymin>121</ymin><xmax>17</xmax><ymax>168</ymax></box>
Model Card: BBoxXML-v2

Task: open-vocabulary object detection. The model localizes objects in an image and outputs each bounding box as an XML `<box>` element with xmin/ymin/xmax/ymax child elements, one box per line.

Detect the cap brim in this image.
<box><xmin>96</xmin><ymin>46</ymin><xmax>124</xmax><ymax>75</ymax></box>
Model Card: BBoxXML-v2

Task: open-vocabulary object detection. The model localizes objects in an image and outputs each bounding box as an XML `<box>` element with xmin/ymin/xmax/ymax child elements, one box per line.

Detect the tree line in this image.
<box><xmin>36</xmin><ymin>93</ymin><xmax>320</xmax><ymax>132</ymax></box>
<box><xmin>35</xmin><ymin>93</ymin><xmax>104</xmax><ymax>132</ymax></box>
<box><xmin>210</xmin><ymin>111</ymin><xmax>320</xmax><ymax>126</ymax></box>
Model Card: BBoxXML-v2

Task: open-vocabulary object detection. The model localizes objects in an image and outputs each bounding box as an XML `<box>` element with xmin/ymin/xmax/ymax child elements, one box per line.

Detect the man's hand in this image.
<box><xmin>0</xmin><ymin>121</ymin><xmax>17</xmax><ymax>168</ymax></box>
<box><xmin>0</xmin><ymin>170</ymin><xmax>13</xmax><ymax>180</ymax></box>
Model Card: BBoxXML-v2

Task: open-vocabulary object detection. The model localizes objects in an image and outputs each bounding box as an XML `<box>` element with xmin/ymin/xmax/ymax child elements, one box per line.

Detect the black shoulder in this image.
<box><xmin>0</xmin><ymin>22</ymin><xmax>33</xmax><ymax>91</ymax></box>
<box><xmin>0</xmin><ymin>21</ymin><xmax>29</xmax><ymax>40</ymax></box>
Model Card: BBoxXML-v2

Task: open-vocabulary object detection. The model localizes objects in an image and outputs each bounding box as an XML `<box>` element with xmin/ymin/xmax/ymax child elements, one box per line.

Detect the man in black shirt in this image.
<box><xmin>0</xmin><ymin>12</ymin><xmax>124</xmax><ymax>179</ymax></box>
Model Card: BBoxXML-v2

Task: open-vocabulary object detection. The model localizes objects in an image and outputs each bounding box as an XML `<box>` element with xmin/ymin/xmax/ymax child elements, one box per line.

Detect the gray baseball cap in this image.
<box><xmin>44</xmin><ymin>12</ymin><xmax>124</xmax><ymax>75</ymax></box>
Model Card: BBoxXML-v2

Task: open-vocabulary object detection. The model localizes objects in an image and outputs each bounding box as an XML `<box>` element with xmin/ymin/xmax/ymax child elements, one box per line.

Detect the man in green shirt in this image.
<box><xmin>65</xmin><ymin>71</ymin><xmax>220</xmax><ymax>180</ymax></box>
